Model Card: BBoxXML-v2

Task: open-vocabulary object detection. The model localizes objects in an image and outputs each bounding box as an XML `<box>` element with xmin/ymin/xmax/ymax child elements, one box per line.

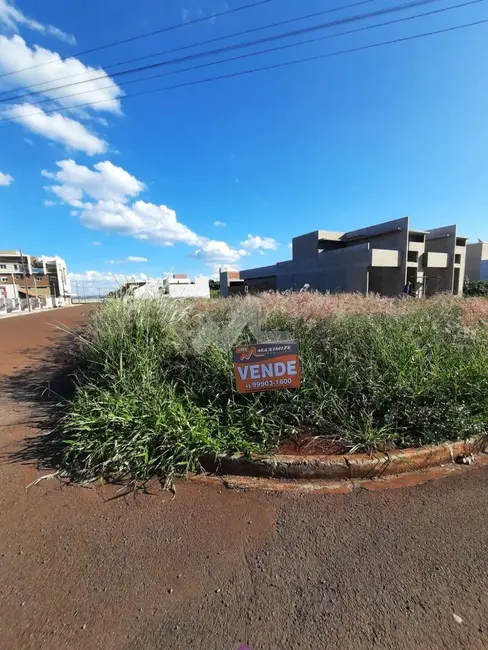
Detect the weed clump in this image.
<box><xmin>59</xmin><ymin>294</ymin><xmax>488</xmax><ymax>481</ymax></box>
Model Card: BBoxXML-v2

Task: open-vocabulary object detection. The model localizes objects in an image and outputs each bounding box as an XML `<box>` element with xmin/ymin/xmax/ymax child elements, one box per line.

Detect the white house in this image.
<box><xmin>39</xmin><ymin>256</ymin><xmax>72</xmax><ymax>306</ymax></box>
<box><xmin>130</xmin><ymin>274</ymin><xmax>210</xmax><ymax>299</ymax></box>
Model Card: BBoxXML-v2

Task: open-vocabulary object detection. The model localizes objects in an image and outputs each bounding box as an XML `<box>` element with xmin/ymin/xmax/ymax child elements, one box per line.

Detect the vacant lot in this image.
<box><xmin>59</xmin><ymin>294</ymin><xmax>488</xmax><ymax>482</ymax></box>
<box><xmin>1</xmin><ymin>305</ymin><xmax>488</xmax><ymax>650</ymax></box>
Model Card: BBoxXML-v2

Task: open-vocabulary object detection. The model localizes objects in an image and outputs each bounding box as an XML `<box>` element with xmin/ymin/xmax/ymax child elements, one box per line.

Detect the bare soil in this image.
<box><xmin>1</xmin><ymin>306</ymin><xmax>488</xmax><ymax>650</ymax></box>
<box><xmin>278</xmin><ymin>435</ymin><xmax>349</xmax><ymax>455</ymax></box>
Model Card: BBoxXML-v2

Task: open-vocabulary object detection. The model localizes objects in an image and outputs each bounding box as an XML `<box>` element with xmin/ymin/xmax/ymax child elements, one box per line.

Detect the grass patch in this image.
<box><xmin>58</xmin><ymin>294</ymin><xmax>488</xmax><ymax>482</ymax></box>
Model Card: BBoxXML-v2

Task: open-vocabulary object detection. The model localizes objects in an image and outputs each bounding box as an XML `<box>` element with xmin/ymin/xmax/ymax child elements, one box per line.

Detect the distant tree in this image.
<box><xmin>209</xmin><ymin>279</ymin><xmax>220</xmax><ymax>291</ymax></box>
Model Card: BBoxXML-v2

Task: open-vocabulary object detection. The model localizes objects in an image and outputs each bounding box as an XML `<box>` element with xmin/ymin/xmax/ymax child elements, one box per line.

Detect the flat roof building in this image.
<box><xmin>0</xmin><ymin>250</ymin><xmax>71</xmax><ymax>308</ymax></box>
<box><xmin>220</xmin><ymin>218</ymin><xmax>468</xmax><ymax>298</ymax></box>
<box><xmin>465</xmin><ymin>241</ymin><xmax>488</xmax><ymax>281</ymax></box>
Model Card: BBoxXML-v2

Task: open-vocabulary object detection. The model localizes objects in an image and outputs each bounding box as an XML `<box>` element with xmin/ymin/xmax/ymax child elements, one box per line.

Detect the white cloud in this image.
<box><xmin>24</xmin><ymin>137</ymin><xmax>33</xmax><ymax>145</ymax></box>
<box><xmin>44</xmin><ymin>159</ymin><xmax>249</xmax><ymax>265</ymax></box>
<box><xmin>0</xmin><ymin>34</ymin><xmax>123</xmax><ymax>151</ymax></box>
<box><xmin>210</xmin><ymin>262</ymin><xmax>238</xmax><ymax>272</ymax></box>
<box><xmin>45</xmin><ymin>25</ymin><xmax>75</xmax><ymax>45</ymax></box>
<box><xmin>0</xmin><ymin>0</ymin><xmax>75</xmax><ymax>44</ymax></box>
<box><xmin>68</xmin><ymin>270</ymin><xmax>147</xmax><ymax>294</ymax></box>
<box><xmin>0</xmin><ymin>170</ymin><xmax>14</xmax><ymax>186</ymax></box>
<box><xmin>241</xmin><ymin>234</ymin><xmax>279</xmax><ymax>250</ymax></box>
<box><xmin>0</xmin><ymin>35</ymin><xmax>122</xmax><ymax>114</ymax></box>
<box><xmin>192</xmin><ymin>240</ymin><xmax>244</xmax><ymax>264</ymax></box>
<box><xmin>78</xmin><ymin>199</ymin><xmax>203</xmax><ymax>248</ymax></box>
<box><xmin>44</xmin><ymin>159</ymin><xmax>200</xmax><ymax>247</ymax></box>
<box><xmin>108</xmin><ymin>256</ymin><xmax>148</xmax><ymax>264</ymax></box>
<box><xmin>214</xmin><ymin>220</ymin><xmax>226</xmax><ymax>227</ymax></box>
<box><xmin>43</xmin><ymin>199</ymin><xmax>56</xmax><ymax>206</ymax></box>
<box><xmin>127</xmin><ymin>255</ymin><xmax>147</xmax><ymax>263</ymax></box>
<box><xmin>92</xmin><ymin>241</ymin><xmax>101</xmax><ymax>246</ymax></box>
<box><xmin>6</xmin><ymin>104</ymin><xmax>107</xmax><ymax>154</ymax></box>
<box><xmin>43</xmin><ymin>159</ymin><xmax>145</xmax><ymax>202</ymax></box>
<box><xmin>208</xmin><ymin>262</ymin><xmax>239</xmax><ymax>281</ymax></box>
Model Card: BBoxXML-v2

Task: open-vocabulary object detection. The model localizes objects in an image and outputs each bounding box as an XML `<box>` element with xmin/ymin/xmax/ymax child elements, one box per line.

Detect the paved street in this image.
<box><xmin>0</xmin><ymin>307</ymin><xmax>487</xmax><ymax>650</ymax></box>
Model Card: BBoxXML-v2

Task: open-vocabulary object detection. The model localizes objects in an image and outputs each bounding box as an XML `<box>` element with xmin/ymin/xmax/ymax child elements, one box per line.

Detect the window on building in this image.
<box><xmin>0</xmin><ymin>264</ymin><xmax>6</xmax><ymax>269</ymax></box>
<box><xmin>408</xmin><ymin>232</ymin><xmax>425</xmax><ymax>243</ymax></box>
<box><xmin>455</xmin><ymin>254</ymin><xmax>461</xmax><ymax>264</ymax></box>
<box><xmin>456</xmin><ymin>238</ymin><xmax>466</xmax><ymax>247</ymax></box>
<box><xmin>407</xmin><ymin>251</ymin><xmax>419</xmax><ymax>263</ymax></box>
<box><xmin>13</xmin><ymin>264</ymin><xmax>18</xmax><ymax>270</ymax></box>
<box><xmin>1</xmin><ymin>276</ymin><xmax>8</xmax><ymax>282</ymax></box>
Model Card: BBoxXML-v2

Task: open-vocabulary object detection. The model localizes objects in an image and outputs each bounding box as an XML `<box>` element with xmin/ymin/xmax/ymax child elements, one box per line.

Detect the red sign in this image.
<box><xmin>233</xmin><ymin>341</ymin><xmax>301</xmax><ymax>394</ymax></box>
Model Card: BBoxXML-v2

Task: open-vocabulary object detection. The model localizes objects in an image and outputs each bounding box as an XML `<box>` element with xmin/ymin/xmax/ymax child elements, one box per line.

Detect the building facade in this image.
<box><xmin>121</xmin><ymin>274</ymin><xmax>210</xmax><ymax>299</ymax></box>
<box><xmin>0</xmin><ymin>250</ymin><xmax>71</xmax><ymax>311</ymax></box>
<box><xmin>424</xmin><ymin>226</ymin><xmax>467</xmax><ymax>295</ymax></box>
<box><xmin>40</xmin><ymin>256</ymin><xmax>72</xmax><ymax>305</ymax></box>
<box><xmin>220</xmin><ymin>218</ymin><xmax>468</xmax><ymax>298</ymax></box>
<box><xmin>465</xmin><ymin>242</ymin><xmax>488</xmax><ymax>281</ymax></box>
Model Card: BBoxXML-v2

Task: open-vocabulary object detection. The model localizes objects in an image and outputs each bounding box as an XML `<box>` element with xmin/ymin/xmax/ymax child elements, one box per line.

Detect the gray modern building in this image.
<box><xmin>465</xmin><ymin>241</ymin><xmax>488</xmax><ymax>281</ymax></box>
<box><xmin>220</xmin><ymin>217</ymin><xmax>468</xmax><ymax>298</ymax></box>
<box><xmin>425</xmin><ymin>225</ymin><xmax>467</xmax><ymax>295</ymax></box>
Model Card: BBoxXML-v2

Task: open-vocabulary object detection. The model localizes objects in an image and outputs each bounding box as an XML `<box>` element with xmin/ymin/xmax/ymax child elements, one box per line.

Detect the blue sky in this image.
<box><xmin>1</xmin><ymin>0</ymin><xmax>487</xmax><ymax>290</ymax></box>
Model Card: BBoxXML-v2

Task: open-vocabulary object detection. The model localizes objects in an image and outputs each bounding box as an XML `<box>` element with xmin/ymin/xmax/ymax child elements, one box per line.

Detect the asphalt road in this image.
<box><xmin>0</xmin><ymin>306</ymin><xmax>487</xmax><ymax>650</ymax></box>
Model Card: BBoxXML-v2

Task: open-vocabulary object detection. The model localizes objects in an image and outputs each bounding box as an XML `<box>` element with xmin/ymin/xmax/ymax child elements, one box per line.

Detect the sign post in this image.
<box><xmin>233</xmin><ymin>341</ymin><xmax>301</xmax><ymax>394</ymax></box>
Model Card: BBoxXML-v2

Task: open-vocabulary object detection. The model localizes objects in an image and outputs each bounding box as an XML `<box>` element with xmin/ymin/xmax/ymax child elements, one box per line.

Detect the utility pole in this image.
<box><xmin>19</xmin><ymin>247</ymin><xmax>31</xmax><ymax>312</ymax></box>
<box><xmin>75</xmin><ymin>281</ymin><xmax>80</xmax><ymax>304</ymax></box>
<box><xmin>33</xmin><ymin>274</ymin><xmax>40</xmax><ymax>308</ymax></box>
<box><xmin>12</xmin><ymin>272</ymin><xmax>17</xmax><ymax>303</ymax></box>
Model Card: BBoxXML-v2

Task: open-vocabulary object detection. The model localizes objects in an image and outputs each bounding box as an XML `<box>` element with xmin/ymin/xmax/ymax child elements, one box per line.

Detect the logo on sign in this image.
<box><xmin>233</xmin><ymin>341</ymin><xmax>301</xmax><ymax>394</ymax></box>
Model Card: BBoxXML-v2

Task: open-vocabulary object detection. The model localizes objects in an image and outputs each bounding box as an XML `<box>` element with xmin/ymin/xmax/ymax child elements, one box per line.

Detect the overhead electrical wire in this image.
<box><xmin>0</xmin><ymin>0</ymin><xmax>446</xmax><ymax>105</ymax></box>
<box><xmin>0</xmin><ymin>16</ymin><xmax>486</xmax><ymax>125</ymax></box>
<box><xmin>0</xmin><ymin>0</ymin><xmax>277</xmax><ymax>80</ymax></box>
<box><xmin>2</xmin><ymin>0</ymin><xmax>482</xmax><ymax>113</ymax></box>
<box><xmin>0</xmin><ymin>0</ymin><xmax>377</xmax><ymax>99</ymax></box>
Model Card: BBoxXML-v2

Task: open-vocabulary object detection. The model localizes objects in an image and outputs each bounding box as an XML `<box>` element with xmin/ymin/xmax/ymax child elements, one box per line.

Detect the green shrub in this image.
<box><xmin>464</xmin><ymin>277</ymin><xmax>488</xmax><ymax>297</ymax></box>
<box><xmin>58</xmin><ymin>295</ymin><xmax>488</xmax><ymax>481</ymax></box>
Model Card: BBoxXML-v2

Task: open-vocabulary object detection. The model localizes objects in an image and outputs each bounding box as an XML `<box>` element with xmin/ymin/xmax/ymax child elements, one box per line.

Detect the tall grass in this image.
<box><xmin>59</xmin><ymin>293</ymin><xmax>488</xmax><ymax>481</ymax></box>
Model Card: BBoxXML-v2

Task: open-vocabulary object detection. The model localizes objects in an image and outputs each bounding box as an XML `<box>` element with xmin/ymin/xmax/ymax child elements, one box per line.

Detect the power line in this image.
<box><xmin>2</xmin><ymin>0</ymin><xmax>481</xmax><ymax>113</ymax></box>
<box><xmin>0</xmin><ymin>0</ymin><xmax>376</xmax><ymax>99</ymax></box>
<box><xmin>0</xmin><ymin>0</ymin><xmax>444</xmax><ymax>105</ymax></box>
<box><xmin>0</xmin><ymin>0</ymin><xmax>276</xmax><ymax>80</ymax></box>
<box><xmin>0</xmin><ymin>0</ymin><xmax>442</xmax><ymax>104</ymax></box>
<box><xmin>1</xmin><ymin>17</ymin><xmax>486</xmax><ymax>125</ymax></box>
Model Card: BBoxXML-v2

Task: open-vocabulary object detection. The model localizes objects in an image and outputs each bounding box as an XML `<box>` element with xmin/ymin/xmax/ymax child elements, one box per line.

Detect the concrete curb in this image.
<box><xmin>200</xmin><ymin>436</ymin><xmax>487</xmax><ymax>480</ymax></box>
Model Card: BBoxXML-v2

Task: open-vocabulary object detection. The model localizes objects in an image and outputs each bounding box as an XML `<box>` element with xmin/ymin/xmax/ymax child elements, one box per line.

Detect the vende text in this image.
<box><xmin>236</xmin><ymin>360</ymin><xmax>298</xmax><ymax>380</ymax></box>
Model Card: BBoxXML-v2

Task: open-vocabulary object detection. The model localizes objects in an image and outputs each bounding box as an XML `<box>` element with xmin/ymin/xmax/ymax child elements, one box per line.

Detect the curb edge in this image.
<box><xmin>200</xmin><ymin>436</ymin><xmax>487</xmax><ymax>480</ymax></box>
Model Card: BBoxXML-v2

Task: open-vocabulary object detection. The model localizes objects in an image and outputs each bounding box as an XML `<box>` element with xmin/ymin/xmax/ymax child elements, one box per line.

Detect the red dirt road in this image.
<box><xmin>1</xmin><ymin>306</ymin><xmax>488</xmax><ymax>650</ymax></box>
<box><xmin>0</xmin><ymin>306</ymin><xmax>91</xmax><ymax>375</ymax></box>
